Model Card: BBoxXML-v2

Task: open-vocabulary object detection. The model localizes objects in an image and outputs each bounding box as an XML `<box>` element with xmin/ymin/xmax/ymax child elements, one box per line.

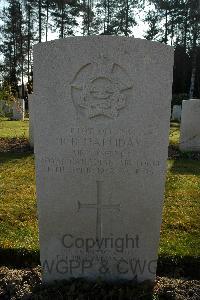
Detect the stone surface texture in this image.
<box><xmin>33</xmin><ymin>37</ymin><xmax>174</xmax><ymax>282</ymax></box>
<box><xmin>180</xmin><ymin>99</ymin><xmax>200</xmax><ymax>151</ymax></box>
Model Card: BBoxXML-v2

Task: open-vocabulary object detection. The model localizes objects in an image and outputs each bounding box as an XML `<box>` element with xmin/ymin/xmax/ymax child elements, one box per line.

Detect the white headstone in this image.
<box><xmin>28</xmin><ymin>94</ymin><xmax>34</xmax><ymax>147</ymax></box>
<box><xmin>171</xmin><ymin>105</ymin><xmax>181</xmax><ymax>121</ymax></box>
<box><xmin>0</xmin><ymin>100</ymin><xmax>4</xmax><ymax>115</ymax></box>
<box><xmin>180</xmin><ymin>99</ymin><xmax>200</xmax><ymax>151</ymax></box>
<box><xmin>12</xmin><ymin>98</ymin><xmax>25</xmax><ymax>120</ymax></box>
<box><xmin>33</xmin><ymin>37</ymin><xmax>174</xmax><ymax>283</ymax></box>
<box><xmin>0</xmin><ymin>100</ymin><xmax>12</xmax><ymax>116</ymax></box>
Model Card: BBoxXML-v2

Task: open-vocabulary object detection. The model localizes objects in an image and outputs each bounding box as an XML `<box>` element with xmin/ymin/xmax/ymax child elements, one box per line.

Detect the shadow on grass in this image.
<box><xmin>0</xmin><ymin>248</ymin><xmax>199</xmax><ymax>280</ymax></box>
<box><xmin>157</xmin><ymin>254</ymin><xmax>200</xmax><ymax>279</ymax></box>
<box><xmin>169</xmin><ymin>158</ymin><xmax>200</xmax><ymax>175</ymax></box>
<box><xmin>168</xmin><ymin>144</ymin><xmax>200</xmax><ymax>161</ymax></box>
<box><xmin>0</xmin><ymin>151</ymin><xmax>34</xmax><ymax>164</ymax></box>
<box><xmin>0</xmin><ymin>248</ymin><xmax>40</xmax><ymax>268</ymax></box>
<box><xmin>30</xmin><ymin>277</ymin><xmax>154</xmax><ymax>300</ymax></box>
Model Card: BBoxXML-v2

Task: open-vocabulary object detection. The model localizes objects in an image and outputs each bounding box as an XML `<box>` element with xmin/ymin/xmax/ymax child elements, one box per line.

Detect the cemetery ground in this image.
<box><xmin>0</xmin><ymin>117</ymin><xmax>199</xmax><ymax>299</ymax></box>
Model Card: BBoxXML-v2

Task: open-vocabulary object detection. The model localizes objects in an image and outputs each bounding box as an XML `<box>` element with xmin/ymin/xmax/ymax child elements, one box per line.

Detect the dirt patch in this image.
<box><xmin>0</xmin><ymin>266</ymin><xmax>199</xmax><ymax>299</ymax></box>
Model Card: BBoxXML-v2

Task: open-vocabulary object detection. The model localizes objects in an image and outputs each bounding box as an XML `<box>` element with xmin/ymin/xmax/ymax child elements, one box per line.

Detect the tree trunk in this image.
<box><xmin>189</xmin><ymin>59</ymin><xmax>196</xmax><ymax>99</ymax></box>
<box><xmin>46</xmin><ymin>0</ymin><xmax>49</xmax><ymax>41</ymax></box>
<box><xmin>125</xmin><ymin>0</ymin><xmax>129</xmax><ymax>36</ymax></box>
<box><xmin>19</xmin><ymin>3</ymin><xmax>24</xmax><ymax>98</ymax></box>
<box><xmin>164</xmin><ymin>8</ymin><xmax>168</xmax><ymax>44</ymax></box>
<box><xmin>9</xmin><ymin>47</ymin><xmax>12</xmax><ymax>85</ymax></box>
<box><xmin>189</xmin><ymin>23</ymin><xmax>198</xmax><ymax>99</ymax></box>
<box><xmin>12</xmin><ymin>18</ymin><xmax>16</xmax><ymax>74</ymax></box>
<box><xmin>107</xmin><ymin>0</ymin><xmax>110</xmax><ymax>33</ymax></box>
<box><xmin>103</xmin><ymin>0</ymin><xmax>107</xmax><ymax>34</ymax></box>
<box><xmin>183</xmin><ymin>8</ymin><xmax>188</xmax><ymax>52</ymax></box>
<box><xmin>61</xmin><ymin>1</ymin><xmax>64</xmax><ymax>38</ymax></box>
<box><xmin>39</xmin><ymin>0</ymin><xmax>42</xmax><ymax>42</ymax></box>
<box><xmin>27</xmin><ymin>5</ymin><xmax>31</xmax><ymax>81</ymax></box>
<box><xmin>87</xmin><ymin>0</ymin><xmax>90</xmax><ymax>35</ymax></box>
<box><xmin>170</xmin><ymin>14</ymin><xmax>174</xmax><ymax>46</ymax></box>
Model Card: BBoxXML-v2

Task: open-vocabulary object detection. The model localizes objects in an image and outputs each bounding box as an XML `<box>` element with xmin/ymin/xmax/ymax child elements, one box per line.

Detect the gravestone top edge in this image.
<box><xmin>182</xmin><ymin>99</ymin><xmax>200</xmax><ymax>104</ymax></box>
<box><xmin>33</xmin><ymin>36</ymin><xmax>174</xmax><ymax>53</ymax></box>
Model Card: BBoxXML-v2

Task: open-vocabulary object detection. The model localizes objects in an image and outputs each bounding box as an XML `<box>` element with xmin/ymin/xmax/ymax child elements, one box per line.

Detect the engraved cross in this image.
<box><xmin>78</xmin><ymin>181</ymin><xmax>121</xmax><ymax>241</ymax></box>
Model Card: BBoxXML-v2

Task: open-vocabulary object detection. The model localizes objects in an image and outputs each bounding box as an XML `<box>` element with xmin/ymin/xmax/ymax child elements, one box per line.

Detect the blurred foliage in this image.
<box><xmin>0</xmin><ymin>84</ymin><xmax>17</xmax><ymax>117</ymax></box>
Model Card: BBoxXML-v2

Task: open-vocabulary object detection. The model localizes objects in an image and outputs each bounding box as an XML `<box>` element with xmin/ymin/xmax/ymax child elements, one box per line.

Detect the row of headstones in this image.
<box><xmin>171</xmin><ymin>100</ymin><xmax>200</xmax><ymax>151</ymax></box>
<box><xmin>0</xmin><ymin>98</ymin><xmax>25</xmax><ymax>121</ymax></box>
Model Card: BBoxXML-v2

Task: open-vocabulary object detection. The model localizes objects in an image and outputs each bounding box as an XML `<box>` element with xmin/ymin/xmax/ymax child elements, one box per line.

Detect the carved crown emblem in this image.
<box><xmin>71</xmin><ymin>55</ymin><xmax>132</xmax><ymax>119</ymax></box>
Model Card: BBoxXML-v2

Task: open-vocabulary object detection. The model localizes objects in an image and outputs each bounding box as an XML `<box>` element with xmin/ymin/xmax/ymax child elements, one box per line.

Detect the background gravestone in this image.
<box><xmin>171</xmin><ymin>105</ymin><xmax>181</xmax><ymax>121</ymax></box>
<box><xmin>28</xmin><ymin>94</ymin><xmax>34</xmax><ymax>147</ymax></box>
<box><xmin>0</xmin><ymin>100</ymin><xmax>12</xmax><ymax>116</ymax></box>
<box><xmin>12</xmin><ymin>98</ymin><xmax>25</xmax><ymax>120</ymax></box>
<box><xmin>33</xmin><ymin>36</ymin><xmax>174</xmax><ymax>282</ymax></box>
<box><xmin>180</xmin><ymin>99</ymin><xmax>200</xmax><ymax>151</ymax></box>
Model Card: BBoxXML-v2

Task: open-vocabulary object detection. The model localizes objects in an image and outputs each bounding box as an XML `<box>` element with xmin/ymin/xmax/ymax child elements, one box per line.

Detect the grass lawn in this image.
<box><xmin>161</xmin><ymin>159</ymin><xmax>200</xmax><ymax>257</ymax></box>
<box><xmin>169</xmin><ymin>121</ymin><xmax>180</xmax><ymax>146</ymax></box>
<box><xmin>0</xmin><ymin>153</ymin><xmax>38</xmax><ymax>251</ymax></box>
<box><xmin>0</xmin><ymin>117</ymin><xmax>29</xmax><ymax>139</ymax></box>
<box><xmin>0</xmin><ymin>118</ymin><xmax>199</xmax><ymax>274</ymax></box>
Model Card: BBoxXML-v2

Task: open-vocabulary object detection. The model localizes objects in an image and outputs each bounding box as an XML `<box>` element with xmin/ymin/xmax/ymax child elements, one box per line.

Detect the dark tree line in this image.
<box><xmin>0</xmin><ymin>0</ymin><xmax>199</xmax><ymax>98</ymax></box>
<box><xmin>145</xmin><ymin>0</ymin><xmax>200</xmax><ymax>99</ymax></box>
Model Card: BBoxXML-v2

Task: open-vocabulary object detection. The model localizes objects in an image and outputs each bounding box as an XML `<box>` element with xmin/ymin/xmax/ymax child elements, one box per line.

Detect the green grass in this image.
<box><xmin>169</xmin><ymin>121</ymin><xmax>180</xmax><ymax>146</ymax></box>
<box><xmin>0</xmin><ymin>117</ymin><xmax>29</xmax><ymax>139</ymax></box>
<box><xmin>0</xmin><ymin>153</ymin><xmax>38</xmax><ymax>251</ymax></box>
<box><xmin>160</xmin><ymin>160</ymin><xmax>200</xmax><ymax>257</ymax></box>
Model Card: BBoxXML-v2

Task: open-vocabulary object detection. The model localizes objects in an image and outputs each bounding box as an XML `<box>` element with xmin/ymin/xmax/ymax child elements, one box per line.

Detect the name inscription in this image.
<box><xmin>37</xmin><ymin>127</ymin><xmax>161</xmax><ymax>177</ymax></box>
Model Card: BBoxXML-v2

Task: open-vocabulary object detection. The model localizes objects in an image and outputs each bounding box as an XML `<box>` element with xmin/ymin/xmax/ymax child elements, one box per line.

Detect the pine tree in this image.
<box><xmin>81</xmin><ymin>0</ymin><xmax>95</xmax><ymax>35</ymax></box>
<box><xmin>146</xmin><ymin>0</ymin><xmax>200</xmax><ymax>48</ymax></box>
<box><xmin>0</xmin><ymin>1</ymin><xmax>25</xmax><ymax>95</ymax></box>
<box><xmin>45</xmin><ymin>0</ymin><xmax>50</xmax><ymax>41</ymax></box>
<box><xmin>113</xmin><ymin>0</ymin><xmax>139</xmax><ymax>36</ymax></box>
<box><xmin>144</xmin><ymin>10</ymin><xmax>160</xmax><ymax>40</ymax></box>
<box><xmin>23</xmin><ymin>0</ymin><xmax>36</xmax><ymax>81</ymax></box>
<box><xmin>38</xmin><ymin>0</ymin><xmax>42</xmax><ymax>41</ymax></box>
<box><xmin>146</xmin><ymin>0</ymin><xmax>200</xmax><ymax>97</ymax></box>
<box><xmin>188</xmin><ymin>0</ymin><xmax>200</xmax><ymax>98</ymax></box>
<box><xmin>94</xmin><ymin>0</ymin><xmax>116</xmax><ymax>35</ymax></box>
<box><xmin>94</xmin><ymin>0</ymin><xmax>141</xmax><ymax>36</ymax></box>
<box><xmin>51</xmin><ymin>0</ymin><xmax>80</xmax><ymax>38</ymax></box>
